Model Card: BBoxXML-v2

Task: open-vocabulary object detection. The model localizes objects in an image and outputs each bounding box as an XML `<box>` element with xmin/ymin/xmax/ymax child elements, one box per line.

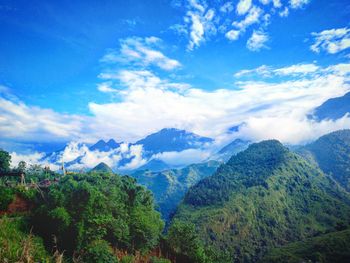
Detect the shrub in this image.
<box><xmin>0</xmin><ymin>186</ymin><xmax>15</xmax><ymax>210</ymax></box>
<box><xmin>82</xmin><ymin>239</ymin><xmax>118</xmax><ymax>263</ymax></box>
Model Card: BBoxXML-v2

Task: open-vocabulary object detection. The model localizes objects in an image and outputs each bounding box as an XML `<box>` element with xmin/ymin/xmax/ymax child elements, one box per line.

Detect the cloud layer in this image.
<box><xmin>171</xmin><ymin>0</ymin><xmax>311</xmax><ymax>51</ymax></box>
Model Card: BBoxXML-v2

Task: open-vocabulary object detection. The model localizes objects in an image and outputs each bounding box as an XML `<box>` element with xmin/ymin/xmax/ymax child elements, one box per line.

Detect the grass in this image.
<box><xmin>0</xmin><ymin>216</ymin><xmax>62</xmax><ymax>263</ymax></box>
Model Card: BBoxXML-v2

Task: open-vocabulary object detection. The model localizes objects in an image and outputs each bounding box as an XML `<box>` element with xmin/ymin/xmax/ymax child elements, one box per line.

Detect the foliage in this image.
<box><xmin>299</xmin><ymin>129</ymin><xmax>350</xmax><ymax>191</ymax></box>
<box><xmin>166</xmin><ymin>220</ymin><xmax>207</xmax><ymax>263</ymax></box>
<box><xmin>120</xmin><ymin>255</ymin><xmax>134</xmax><ymax>263</ymax></box>
<box><xmin>173</xmin><ymin>140</ymin><xmax>350</xmax><ymax>262</ymax></box>
<box><xmin>82</xmin><ymin>239</ymin><xmax>118</xmax><ymax>263</ymax></box>
<box><xmin>150</xmin><ymin>257</ymin><xmax>171</xmax><ymax>263</ymax></box>
<box><xmin>0</xmin><ymin>149</ymin><xmax>11</xmax><ymax>172</ymax></box>
<box><xmin>0</xmin><ymin>186</ymin><xmax>15</xmax><ymax>210</ymax></box>
<box><xmin>261</xmin><ymin>228</ymin><xmax>350</xmax><ymax>263</ymax></box>
<box><xmin>131</xmin><ymin>160</ymin><xmax>220</xmax><ymax>221</ymax></box>
<box><xmin>30</xmin><ymin>173</ymin><xmax>164</xmax><ymax>258</ymax></box>
<box><xmin>0</xmin><ymin>216</ymin><xmax>52</xmax><ymax>263</ymax></box>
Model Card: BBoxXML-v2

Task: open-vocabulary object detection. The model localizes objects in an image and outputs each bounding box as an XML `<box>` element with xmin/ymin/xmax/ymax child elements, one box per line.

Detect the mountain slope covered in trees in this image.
<box><xmin>261</xmin><ymin>228</ymin><xmax>350</xmax><ymax>263</ymax></box>
<box><xmin>131</xmin><ymin>160</ymin><xmax>220</xmax><ymax>221</ymax></box>
<box><xmin>298</xmin><ymin>129</ymin><xmax>350</xmax><ymax>191</ymax></box>
<box><xmin>172</xmin><ymin>140</ymin><xmax>350</xmax><ymax>262</ymax></box>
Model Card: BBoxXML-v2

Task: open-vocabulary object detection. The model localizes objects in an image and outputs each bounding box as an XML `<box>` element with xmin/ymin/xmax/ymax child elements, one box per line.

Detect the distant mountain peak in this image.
<box><xmin>311</xmin><ymin>91</ymin><xmax>350</xmax><ymax>121</ymax></box>
<box><xmin>90</xmin><ymin>162</ymin><xmax>113</xmax><ymax>173</ymax></box>
<box><xmin>135</xmin><ymin>128</ymin><xmax>214</xmax><ymax>154</ymax></box>
<box><xmin>89</xmin><ymin>138</ymin><xmax>121</xmax><ymax>152</ymax></box>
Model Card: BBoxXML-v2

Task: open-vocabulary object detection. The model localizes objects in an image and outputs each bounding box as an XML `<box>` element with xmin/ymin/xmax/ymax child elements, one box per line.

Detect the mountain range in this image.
<box><xmin>310</xmin><ymin>91</ymin><xmax>350</xmax><ymax>121</ymax></box>
<box><xmin>172</xmin><ymin>131</ymin><xmax>350</xmax><ymax>262</ymax></box>
<box><xmin>131</xmin><ymin>160</ymin><xmax>221</xmax><ymax>221</ymax></box>
<box><xmin>40</xmin><ymin>128</ymin><xmax>217</xmax><ymax>172</ymax></box>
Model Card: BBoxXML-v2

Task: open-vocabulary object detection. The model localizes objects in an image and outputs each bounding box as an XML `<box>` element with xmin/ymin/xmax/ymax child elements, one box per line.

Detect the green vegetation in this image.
<box><xmin>173</xmin><ymin>140</ymin><xmax>350</xmax><ymax>262</ymax></box>
<box><xmin>132</xmin><ymin>160</ymin><xmax>220</xmax><ymax>221</ymax></box>
<box><xmin>0</xmin><ymin>216</ymin><xmax>53</xmax><ymax>263</ymax></box>
<box><xmin>166</xmin><ymin>220</ymin><xmax>207</xmax><ymax>263</ymax></box>
<box><xmin>90</xmin><ymin>162</ymin><xmax>114</xmax><ymax>174</ymax></box>
<box><xmin>0</xmin><ymin>148</ymin><xmax>167</xmax><ymax>262</ymax></box>
<box><xmin>30</xmin><ymin>172</ymin><xmax>164</xmax><ymax>257</ymax></box>
<box><xmin>2</xmin><ymin>130</ymin><xmax>350</xmax><ymax>262</ymax></box>
<box><xmin>0</xmin><ymin>149</ymin><xmax>11</xmax><ymax>172</ymax></box>
<box><xmin>261</xmin><ymin>228</ymin><xmax>350</xmax><ymax>263</ymax></box>
<box><xmin>299</xmin><ymin>129</ymin><xmax>350</xmax><ymax>191</ymax></box>
<box><xmin>0</xmin><ymin>186</ymin><xmax>15</xmax><ymax>210</ymax></box>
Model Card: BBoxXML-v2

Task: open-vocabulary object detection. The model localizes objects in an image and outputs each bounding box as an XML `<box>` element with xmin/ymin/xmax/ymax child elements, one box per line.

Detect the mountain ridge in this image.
<box><xmin>173</xmin><ymin>138</ymin><xmax>350</xmax><ymax>262</ymax></box>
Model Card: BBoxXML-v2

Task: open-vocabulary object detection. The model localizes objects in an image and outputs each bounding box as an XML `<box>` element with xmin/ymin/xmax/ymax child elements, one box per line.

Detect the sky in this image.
<box><xmin>1</xmin><ymin>0</ymin><xmax>350</xmax><ymax>158</ymax></box>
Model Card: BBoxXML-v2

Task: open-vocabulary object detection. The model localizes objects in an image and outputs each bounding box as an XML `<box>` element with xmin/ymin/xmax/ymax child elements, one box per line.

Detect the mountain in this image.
<box><xmin>135</xmin><ymin>128</ymin><xmax>214</xmax><ymax>154</ymax></box>
<box><xmin>90</xmin><ymin>162</ymin><xmax>113</xmax><ymax>173</ymax></box>
<box><xmin>131</xmin><ymin>160</ymin><xmax>220</xmax><ymax>221</ymax></box>
<box><xmin>173</xmin><ymin>140</ymin><xmax>350</xmax><ymax>262</ymax></box>
<box><xmin>261</xmin><ymin>228</ymin><xmax>350</xmax><ymax>263</ymax></box>
<box><xmin>212</xmin><ymin>138</ymin><xmax>250</xmax><ymax>162</ymax></box>
<box><xmin>298</xmin><ymin>129</ymin><xmax>350</xmax><ymax>192</ymax></box>
<box><xmin>136</xmin><ymin>159</ymin><xmax>171</xmax><ymax>172</ymax></box>
<box><xmin>40</xmin><ymin>129</ymin><xmax>214</xmax><ymax>172</ymax></box>
<box><xmin>311</xmin><ymin>92</ymin><xmax>350</xmax><ymax>121</ymax></box>
<box><xmin>89</xmin><ymin>139</ymin><xmax>121</xmax><ymax>152</ymax></box>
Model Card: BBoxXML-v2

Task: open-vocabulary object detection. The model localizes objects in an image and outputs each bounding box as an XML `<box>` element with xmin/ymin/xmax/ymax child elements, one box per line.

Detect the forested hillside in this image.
<box><xmin>0</xmin><ymin>149</ymin><xmax>171</xmax><ymax>263</ymax></box>
<box><xmin>172</xmin><ymin>140</ymin><xmax>350</xmax><ymax>262</ymax></box>
<box><xmin>298</xmin><ymin>129</ymin><xmax>350</xmax><ymax>191</ymax></box>
<box><xmin>261</xmin><ymin>228</ymin><xmax>350</xmax><ymax>263</ymax></box>
<box><xmin>131</xmin><ymin>160</ymin><xmax>220</xmax><ymax>221</ymax></box>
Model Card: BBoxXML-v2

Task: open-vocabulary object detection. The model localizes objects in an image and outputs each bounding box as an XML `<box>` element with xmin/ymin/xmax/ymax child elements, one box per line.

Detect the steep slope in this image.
<box><xmin>90</xmin><ymin>162</ymin><xmax>113</xmax><ymax>173</ymax></box>
<box><xmin>298</xmin><ymin>129</ymin><xmax>350</xmax><ymax>191</ymax></box>
<box><xmin>173</xmin><ymin>140</ymin><xmax>350</xmax><ymax>262</ymax></box>
<box><xmin>311</xmin><ymin>92</ymin><xmax>350</xmax><ymax>121</ymax></box>
<box><xmin>261</xmin><ymin>228</ymin><xmax>350</xmax><ymax>263</ymax></box>
<box><xmin>135</xmin><ymin>128</ymin><xmax>213</xmax><ymax>154</ymax></box>
<box><xmin>131</xmin><ymin>160</ymin><xmax>220</xmax><ymax>221</ymax></box>
<box><xmin>212</xmin><ymin>138</ymin><xmax>250</xmax><ymax>162</ymax></box>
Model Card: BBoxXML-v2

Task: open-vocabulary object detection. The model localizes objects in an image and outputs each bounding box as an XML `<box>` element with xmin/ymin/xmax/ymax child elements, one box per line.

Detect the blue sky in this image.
<box><xmin>1</xmin><ymin>0</ymin><xmax>350</xmax><ymax>156</ymax></box>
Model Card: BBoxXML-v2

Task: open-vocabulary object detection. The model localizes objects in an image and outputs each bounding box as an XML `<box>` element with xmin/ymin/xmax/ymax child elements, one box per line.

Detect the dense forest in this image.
<box><xmin>0</xmin><ymin>149</ymin><xmax>189</xmax><ymax>263</ymax></box>
<box><xmin>1</xmin><ymin>130</ymin><xmax>350</xmax><ymax>263</ymax></box>
<box><xmin>173</xmin><ymin>138</ymin><xmax>350</xmax><ymax>262</ymax></box>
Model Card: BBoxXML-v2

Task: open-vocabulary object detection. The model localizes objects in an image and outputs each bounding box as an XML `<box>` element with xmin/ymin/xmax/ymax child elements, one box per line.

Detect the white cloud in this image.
<box><xmin>279</xmin><ymin>7</ymin><xmax>289</xmax><ymax>17</ymax></box>
<box><xmin>101</xmin><ymin>37</ymin><xmax>181</xmax><ymax>71</ymax></box>
<box><xmin>220</xmin><ymin>2</ymin><xmax>234</xmax><ymax>13</ymax></box>
<box><xmin>153</xmin><ymin>148</ymin><xmax>212</xmax><ymax>166</ymax></box>
<box><xmin>290</xmin><ymin>0</ymin><xmax>310</xmax><ymax>9</ymax></box>
<box><xmin>0</xmin><ymin>97</ymin><xmax>84</xmax><ymax>142</ymax></box>
<box><xmin>88</xmin><ymin>61</ymin><xmax>350</xmax><ymax>145</ymax></box>
<box><xmin>170</xmin><ymin>0</ymin><xmax>310</xmax><ymax>51</ymax></box>
<box><xmin>10</xmin><ymin>152</ymin><xmax>60</xmax><ymax>171</ymax></box>
<box><xmin>187</xmin><ymin>12</ymin><xmax>205</xmax><ymax>50</ymax></box>
<box><xmin>273</xmin><ymin>63</ymin><xmax>319</xmax><ymax>75</ymax></box>
<box><xmin>185</xmin><ymin>3</ymin><xmax>217</xmax><ymax>50</ymax></box>
<box><xmin>234</xmin><ymin>63</ymin><xmax>320</xmax><ymax>77</ymax></box>
<box><xmin>273</xmin><ymin>0</ymin><xmax>282</xmax><ymax>8</ymax></box>
<box><xmin>233</xmin><ymin>6</ymin><xmax>263</xmax><ymax>31</ymax></box>
<box><xmin>247</xmin><ymin>31</ymin><xmax>269</xmax><ymax>51</ymax></box>
<box><xmin>234</xmin><ymin>65</ymin><xmax>272</xmax><ymax>78</ymax></box>
<box><xmin>3</xmin><ymin>60</ymin><xmax>350</xmax><ymax>159</ymax></box>
<box><xmin>44</xmin><ymin>141</ymin><xmax>148</xmax><ymax>171</ymax></box>
<box><xmin>310</xmin><ymin>27</ymin><xmax>350</xmax><ymax>54</ymax></box>
<box><xmin>97</xmin><ymin>82</ymin><xmax>118</xmax><ymax>93</ymax></box>
<box><xmin>225</xmin><ymin>30</ymin><xmax>240</xmax><ymax>41</ymax></box>
<box><xmin>236</xmin><ymin>0</ymin><xmax>252</xmax><ymax>15</ymax></box>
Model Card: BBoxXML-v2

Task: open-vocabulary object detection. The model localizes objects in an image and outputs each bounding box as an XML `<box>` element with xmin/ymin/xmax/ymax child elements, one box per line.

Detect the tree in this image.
<box><xmin>167</xmin><ymin>220</ymin><xmax>207</xmax><ymax>263</ymax></box>
<box><xmin>0</xmin><ymin>149</ymin><xmax>11</xmax><ymax>172</ymax></box>
<box><xmin>17</xmin><ymin>161</ymin><xmax>27</xmax><ymax>172</ymax></box>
